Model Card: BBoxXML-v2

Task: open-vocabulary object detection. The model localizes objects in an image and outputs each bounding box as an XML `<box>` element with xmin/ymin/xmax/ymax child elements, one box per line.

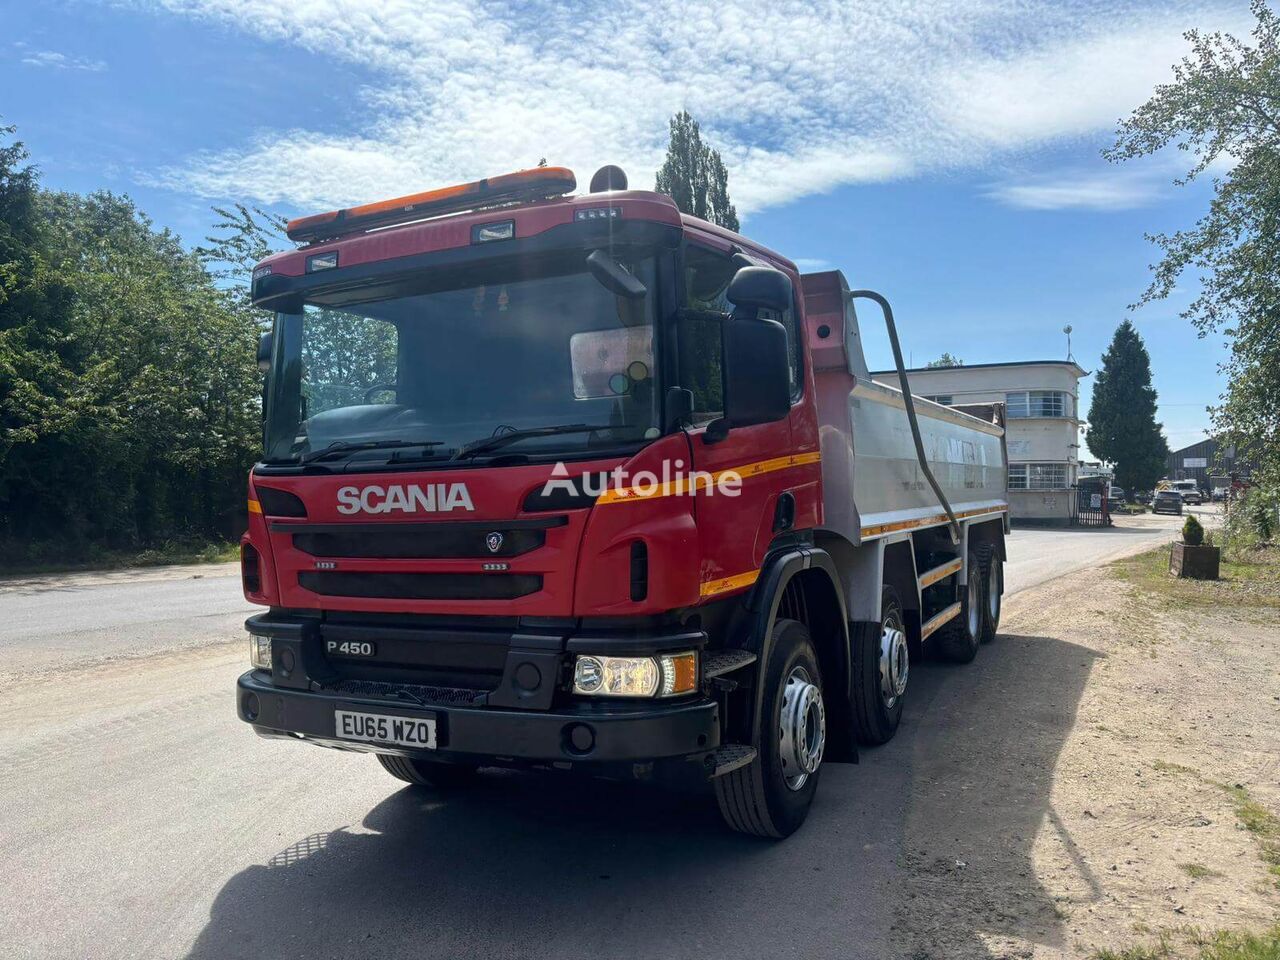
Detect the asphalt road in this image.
<box><xmin>0</xmin><ymin>507</ymin><xmax>1212</xmax><ymax>959</ymax></box>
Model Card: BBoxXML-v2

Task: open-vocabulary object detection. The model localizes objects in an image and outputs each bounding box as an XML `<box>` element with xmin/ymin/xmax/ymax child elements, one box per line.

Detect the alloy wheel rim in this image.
<box><xmin>879</xmin><ymin>616</ymin><xmax>909</xmax><ymax>708</ymax></box>
<box><xmin>779</xmin><ymin>665</ymin><xmax>825</xmax><ymax>792</ymax></box>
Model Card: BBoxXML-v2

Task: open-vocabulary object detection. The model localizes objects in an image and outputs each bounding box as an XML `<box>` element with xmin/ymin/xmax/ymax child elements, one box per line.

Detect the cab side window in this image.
<box><xmin>679</xmin><ymin>246</ymin><xmax>735</xmax><ymax>423</ymax></box>
<box><xmin>679</xmin><ymin>245</ymin><xmax>803</xmax><ymax>422</ymax></box>
<box><xmin>759</xmin><ymin>302</ymin><xmax>803</xmax><ymax>401</ymax></box>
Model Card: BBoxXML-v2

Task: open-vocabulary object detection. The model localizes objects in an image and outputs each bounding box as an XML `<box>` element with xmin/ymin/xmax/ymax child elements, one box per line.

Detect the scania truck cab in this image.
<box><xmin>239</xmin><ymin>165</ymin><xmax>1008</xmax><ymax>838</ymax></box>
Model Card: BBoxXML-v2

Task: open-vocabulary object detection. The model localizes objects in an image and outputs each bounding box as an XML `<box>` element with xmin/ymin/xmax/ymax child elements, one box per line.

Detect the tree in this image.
<box><xmin>655</xmin><ymin>111</ymin><xmax>740</xmax><ymax>231</ymax></box>
<box><xmin>0</xmin><ymin>119</ymin><xmax>267</xmax><ymax>557</ymax></box>
<box><xmin>927</xmin><ymin>353</ymin><xmax>963</xmax><ymax>368</ymax></box>
<box><xmin>1086</xmin><ymin>320</ymin><xmax>1170</xmax><ymax>494</ymax></box>
<box><xmin>1105</xmin><ymin>0</ymin><xmax>1280</xmax><ymax>490</ymax></box>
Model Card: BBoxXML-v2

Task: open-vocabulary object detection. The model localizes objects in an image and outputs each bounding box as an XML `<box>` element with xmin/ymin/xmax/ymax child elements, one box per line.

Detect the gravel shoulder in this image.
<box><xmin>894</xmin><ymin>545</ymin><xmax>1280</xmax><ymax>959</ymax></box>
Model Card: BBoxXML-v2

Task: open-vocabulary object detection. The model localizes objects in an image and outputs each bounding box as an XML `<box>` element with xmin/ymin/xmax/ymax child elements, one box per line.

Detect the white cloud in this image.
<box><xmin>127</xmin><ymin>0</ymin><xmax>1251</xmax><ymax>217</ymax></box>
<box><xmin>19</xmin><ymin>49</ymin><xmax>107</xmax><ymax>72</ymax></box>
<box><xmin>986</xmin><ymin>171</ymin><xmax>1165</xmax><ymax>210</ymax></box>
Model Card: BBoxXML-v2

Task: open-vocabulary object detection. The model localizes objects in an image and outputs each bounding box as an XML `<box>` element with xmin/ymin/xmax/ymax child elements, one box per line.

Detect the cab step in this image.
<box><xmin>709</xmin><ymin>743</ymin><xmax>758</xmax><ymax>778</ymax></box>
<box><xmin>703</xmin><ymin>649</ymin><xmax>757</xmax><ymax>679</ymax></box>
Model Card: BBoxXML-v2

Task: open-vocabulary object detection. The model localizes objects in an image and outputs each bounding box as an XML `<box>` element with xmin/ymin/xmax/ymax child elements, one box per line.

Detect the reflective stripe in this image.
<box><xmin>699</xmin><ymin>569</ymin><xmax>760</xmax><ymax>599</ymax></box>
<box><xmin>920</xmin><ymin>602</ymin><xmax>962</xmax><ymax>639</ymax></box>
<box><xmin>860</xmin><ymin>505</ymin><xmax>1007</xmax><ymax>539</ymax></box>
<box><xmin>597</xmin><ymin>451</ymin><xmax>821</xmax><ymax>505</ymax></box>
<box><xmin>917</xmin><ymin>557</ymin><xmax>962</xmax><ymax>589</ymax></box>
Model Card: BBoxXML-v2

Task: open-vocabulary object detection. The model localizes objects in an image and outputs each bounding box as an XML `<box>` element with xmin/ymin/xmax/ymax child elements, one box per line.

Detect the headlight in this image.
<box><xmin>248</xmin><ymin>635</ymin><xmax>272</xmax><ymax>670</ymax></box>
<box><xmin>572</xmin><ymin>651</ymin><xmax>698</xmax><ymax>698</ymax></box>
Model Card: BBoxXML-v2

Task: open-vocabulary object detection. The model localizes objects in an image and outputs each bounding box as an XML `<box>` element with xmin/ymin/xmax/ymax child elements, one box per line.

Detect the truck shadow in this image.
<box><xmin>185</xmin><ymin>633</ymin><xmax>1096</xmax><ymax>960</ymax></box>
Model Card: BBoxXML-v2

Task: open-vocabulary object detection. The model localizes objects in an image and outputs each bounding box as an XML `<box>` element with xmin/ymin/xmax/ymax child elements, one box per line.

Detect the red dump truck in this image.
<box><xmin>239</xmin><ymin>165</ymin><xmax>1008</xmax><ymax>837</ymax></box>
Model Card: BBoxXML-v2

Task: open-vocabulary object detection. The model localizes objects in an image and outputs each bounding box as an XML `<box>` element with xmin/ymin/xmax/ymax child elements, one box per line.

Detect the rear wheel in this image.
<box><xmin>937</xmin><ymin>547</ymin><xmax>984</xmax><ymax>664</ymax></box>
<box><xmin>376</xmin><ymin>754</ymin><xmax>480</xmax><ymax>789</ymax></box>
<box><xmin>716</xmin><ymin>618</ymin><xmax>825</xmax><ymax>838</ymax></box>
<box><xmin>851</xmin><ymin>586</ymin><xmax>908</xmax><ymax>745</ymax></box>
<box><xmin>979</xmin><ymin>545</ymin><xmax>1001</xmax><ymax>644</ymax></box>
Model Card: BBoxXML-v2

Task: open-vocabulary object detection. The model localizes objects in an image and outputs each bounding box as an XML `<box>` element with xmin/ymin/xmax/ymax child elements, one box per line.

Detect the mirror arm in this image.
<box><xmin>704</xmin><ymin>416</ymin><xmax>729</xmax><ymax>444</ymax></box>
<box><xmin>664</xmin><ymin>387</ymin><xmax>694</xmax><ymax>433</ymax></box>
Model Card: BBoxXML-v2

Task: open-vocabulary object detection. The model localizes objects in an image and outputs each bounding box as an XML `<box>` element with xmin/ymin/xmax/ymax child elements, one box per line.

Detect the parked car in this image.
<box><xmin>1134</xmin><ymin>489</ymin><xmax>1153</xmax><ymax>505</ymax></box>
<box><xmin>1108</xmin><ymin>486</ymin><xmax>1126</xmax><ymax>503</ymax></box>
<box><xmin>1169</xmin><ymin>480</ymin><xmax>1205</xmax><ymax>504</ymax></box>
<box><xmin>1212</xmin><ymin>487</ymin><xmax>1228</xmax><ymax>502</ymax></box>
<box><xmin>1153</xmin><ymin>490</ymin><xmax>1184</xmax><ymax>515</ymax></box>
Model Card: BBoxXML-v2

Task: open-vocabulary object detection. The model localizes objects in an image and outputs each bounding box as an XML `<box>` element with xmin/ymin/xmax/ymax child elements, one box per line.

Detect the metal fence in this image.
<box><xmin>1070</xmin><ymin>483</ymin><xmax>1112</xmax><ymax>527</ymax></box>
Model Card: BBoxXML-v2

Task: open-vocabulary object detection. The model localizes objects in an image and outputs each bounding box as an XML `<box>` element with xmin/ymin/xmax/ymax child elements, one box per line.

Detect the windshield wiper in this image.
<box><xmin>452</xmin><ymin>424</ymin><xmax>602</xmax><ymax>460</ymax></box>
<box><xmin>300</xmin><ymin>439</ymin><xmax>446</xmax><ymax>464</ymax></box>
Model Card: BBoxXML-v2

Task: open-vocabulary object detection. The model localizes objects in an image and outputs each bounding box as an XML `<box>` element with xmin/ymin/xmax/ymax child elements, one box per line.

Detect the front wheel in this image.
<box><xmin>716</xmin><ymin>618</ymin><xmax>825</xmax><ymax>838</ymax></box>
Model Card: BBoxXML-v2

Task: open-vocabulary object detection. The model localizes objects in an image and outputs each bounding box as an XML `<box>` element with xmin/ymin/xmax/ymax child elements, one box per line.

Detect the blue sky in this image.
<box><xmin>3</xmin><ymin>0</ymin><xmax>1251</xmax><ymax>457</ymax></box>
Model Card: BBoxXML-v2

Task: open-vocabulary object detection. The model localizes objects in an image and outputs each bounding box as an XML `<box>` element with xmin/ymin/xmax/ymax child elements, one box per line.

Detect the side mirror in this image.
<box><xmin>703</xmin><ymin>266</ymin><xmax>793</xmax><ymax>440</ymax></box>
<box><xmin>257</xmin><ymin>331</ymin><xmax>273</xmax><ymax>373</ymax></box>
<box><xmin>716</xmin><ymin>315</ymin><xmax>791</xmax><ymax>435</ymax></box>
<box><xmin>727</xmin><ymin>265</ymin><xmax>792</xmax><ymax>318</ymax></box>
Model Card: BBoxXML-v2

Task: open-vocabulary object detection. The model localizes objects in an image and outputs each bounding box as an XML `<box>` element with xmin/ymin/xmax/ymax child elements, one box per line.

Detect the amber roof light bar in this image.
<box><xmin>285</xmin><ymin>167</ymin><xmax>578</xmax><ymax>244</ymax></box>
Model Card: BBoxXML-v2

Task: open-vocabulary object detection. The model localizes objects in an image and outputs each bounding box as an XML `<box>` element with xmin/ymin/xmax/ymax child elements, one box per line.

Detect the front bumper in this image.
<box><xmin>237</xmin><ymin>670</ymin><xmax>719</xmax><ymax>764</ymax></box>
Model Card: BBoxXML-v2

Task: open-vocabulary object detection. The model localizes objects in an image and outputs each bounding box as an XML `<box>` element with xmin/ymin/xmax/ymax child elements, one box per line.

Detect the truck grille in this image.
<box><xmin>275</xmin><ymin>518</ymin><xmax>566</xmax><ymax>560</ymax></box>
<box><xmin>323</xmin><ymin>678</ymin><xmax>487</xmax><ymax>706</ymax></box>
<box><xmin>299</xmin><ymin>571</ymin><xmax>542</xmax><ymax>600</ymax></box>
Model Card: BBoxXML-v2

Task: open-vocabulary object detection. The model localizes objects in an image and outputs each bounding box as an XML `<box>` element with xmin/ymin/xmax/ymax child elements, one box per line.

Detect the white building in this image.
<box><xmin>870</xmin><ymin>360</ymin><xmax>1087</xmax><ymax>523</ymax></box>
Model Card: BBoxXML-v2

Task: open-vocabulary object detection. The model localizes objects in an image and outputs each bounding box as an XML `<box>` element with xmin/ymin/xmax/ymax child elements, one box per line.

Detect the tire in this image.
<box><xmin>937</xmin><ymin>546</ymin><xmax>984</xmax><ymax>664</ymax></box>
<box><xmin>851</xmin><ymin>586</ymin><xmax>908</xmax><ymax>745</ymax></box>
<box><xmin>376</xmin><ymin>754</ymin><xmax>480</xmax><ymax>788</ymax></box>
<box><xmin>716</xmin><ymin>618</ymin><xmax>825</xmax><ymax>838</ymax></box>
<box><xmin>978</xmin><ymin>544</ymin><xmax>1001</xmax><ymax>644</ymax></box>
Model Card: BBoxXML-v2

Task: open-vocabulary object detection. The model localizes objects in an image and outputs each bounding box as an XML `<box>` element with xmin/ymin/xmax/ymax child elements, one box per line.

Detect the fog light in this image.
<box><xmin>572</xmin><ymin>651</ymin><xmax>698</xmax><ymax>698</ymax></box>
<box><xmin>249</xmin><ymin>635</ymin><xmax>272</xmax><ymax>670</ymax></box>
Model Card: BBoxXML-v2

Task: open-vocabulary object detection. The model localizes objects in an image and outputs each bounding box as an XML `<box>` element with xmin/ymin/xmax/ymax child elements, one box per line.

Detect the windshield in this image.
<box><xmin>263</xmin><ymin>253</ymin><xmax>660</xmax><ymax>464</ymax></box>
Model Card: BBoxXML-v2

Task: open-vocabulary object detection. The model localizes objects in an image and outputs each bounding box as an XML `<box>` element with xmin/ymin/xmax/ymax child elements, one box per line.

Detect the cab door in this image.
<box><xmin>677</xmin><ymin>241</ymin><xmax>819</xmax><ymax>603</ymax></box>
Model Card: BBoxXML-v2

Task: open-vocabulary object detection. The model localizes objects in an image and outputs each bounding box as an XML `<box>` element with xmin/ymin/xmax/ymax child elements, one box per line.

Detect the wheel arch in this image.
<box><xmin>966</xmin><ymin>516</ymin><xmax>1007</xmax><ymax>563</ymax></box>
<box><xmin>741</xmin><ymin>545</ymin><xmax>854</xmax><ymax>759</ymax></box>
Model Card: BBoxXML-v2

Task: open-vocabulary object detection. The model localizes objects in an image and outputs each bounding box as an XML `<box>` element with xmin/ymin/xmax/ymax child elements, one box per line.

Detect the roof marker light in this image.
<box><xmin>575</xmin><ymin>207</ymin><xmax>621</xmax><ymax>222</ymax></box>
<box><xmin>286</xmin><ymin>167</ymin><xmax>576</xmax><ymax>243</ymax></box>
<box><xmin>472</xmin><ymin>220</ymin><xmax>515</xmax><ymax>243</ymax></box>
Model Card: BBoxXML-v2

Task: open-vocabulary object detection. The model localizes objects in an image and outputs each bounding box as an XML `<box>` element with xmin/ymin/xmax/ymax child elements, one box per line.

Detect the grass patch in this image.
<box><xmin>1095</xmin><ymin>926</ymin><xmax>1280</xmax><ymax>960</ymax></box>
<box><xmin>1179</xmin><ymin>863</ymin><xmax>1220</xmax><ymax>879</ymax></box>
<box><xmin>1150</xmin><ymin>764</ymin><xmax>1280</xmax><ymax>885</ymax></box>
<box><xmin>0</xmin><ymin>539</ymin><xmax>239</xmax><ymax>576</ymax></box>
<box><xmin>1116</xmin><ymin>504</ymin><xmax>1152</xmax><ymax>515</ymax></box>
<box><xmin>1222</xmin><ymin>784</ymin><xmax>1280</xmax><ymax>884</ymax></box>
<box><xmin>1110</xmin><ymin>544</ymin><xmax>1280</xmax><ymax>612</ymax></box>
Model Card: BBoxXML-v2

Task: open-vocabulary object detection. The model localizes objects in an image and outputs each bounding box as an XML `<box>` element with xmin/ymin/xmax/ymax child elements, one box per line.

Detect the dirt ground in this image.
<box><xmin>894</xmin><ymin>547</ymin><xmax>1280</xmax><ymax>959</ymax></box>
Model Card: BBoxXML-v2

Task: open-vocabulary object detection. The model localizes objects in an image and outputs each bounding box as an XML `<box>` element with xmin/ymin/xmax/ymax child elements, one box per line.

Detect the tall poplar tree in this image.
<box><xmin>655</xmin><ymin>111</ymin><xmax>739</xmax><ymax>231</ymax></box>
<box><xmin>1086</xmin><ymin>320</ymin><xmax>1170</xmax><ymax>494</ymax></box>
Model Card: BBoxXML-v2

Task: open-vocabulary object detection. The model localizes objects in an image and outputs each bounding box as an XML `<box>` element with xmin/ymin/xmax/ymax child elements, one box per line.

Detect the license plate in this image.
<box><xmin>334</xmin><ymin>709</ymin><xmax>437</xmax><ymax>749</ymax></box>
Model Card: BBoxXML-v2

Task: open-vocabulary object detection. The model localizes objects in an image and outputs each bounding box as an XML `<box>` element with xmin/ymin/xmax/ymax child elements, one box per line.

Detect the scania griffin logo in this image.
<box><xmin>485</xmin><ymin>532</ymin><xmax>504</xmax><ymax>553</ymax></box>
<box><xmin>336</xmin><ymin>483</ymin><xmax>475</xmax><ymax>515</ymax></box>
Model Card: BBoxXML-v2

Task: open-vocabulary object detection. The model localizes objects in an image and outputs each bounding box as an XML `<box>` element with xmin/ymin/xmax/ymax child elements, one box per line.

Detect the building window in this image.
<box><xmin>1008</xmin><ymin>462</ymin><xmax>1069</xmax><ymax>490</ymax></box>
<box><xmin>1005</xmin><ymin>390</ymin><xmax>1069</xmax><ymax>418</ymax></box>
<box><xmin>922</xmin><ymin>394</ymin><xmax>953</xmax><ymax>405</ymax></box>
